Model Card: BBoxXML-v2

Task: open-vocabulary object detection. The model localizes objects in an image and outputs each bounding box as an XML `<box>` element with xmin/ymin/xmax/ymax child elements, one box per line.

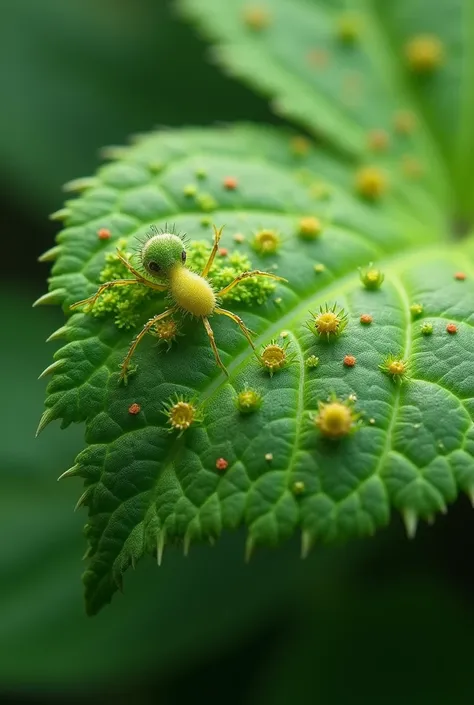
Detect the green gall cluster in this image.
<box><xmin>90</xmin><ymin>239</ymin><xmax>154</xmax><ymax>329</ymax></box>
<box><xmin>187</xmin><ymin>241</ymin><xmax>276</xmax><ymax>305</ymax></box>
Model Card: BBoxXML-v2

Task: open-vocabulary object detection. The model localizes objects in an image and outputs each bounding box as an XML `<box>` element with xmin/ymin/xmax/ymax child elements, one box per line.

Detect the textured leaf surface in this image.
<box><xmin>39</xmin><ymin>124</ymin><xmax>474</xmax><ymax>614</ymax></box>
<box><xmin>179</xmin><ymin>0</ymin><xmax>474</xmax><ymax>212</ymax></box>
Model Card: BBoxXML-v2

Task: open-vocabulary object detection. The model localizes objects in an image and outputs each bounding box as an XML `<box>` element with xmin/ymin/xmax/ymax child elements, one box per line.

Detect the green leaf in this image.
<box><xmin>38</xmin><ymin>123</ymin><xmax>474</xmax><ymax>614</ymax></box>
<box><xmin>4</xmin><ymin>287</ymin><xmax>363</xmax><ymax>690</ymax></box>
<box><xmin>179</xmin><ymin>0</ymin><xmax>473</xmax><ymax>213</ymax></box>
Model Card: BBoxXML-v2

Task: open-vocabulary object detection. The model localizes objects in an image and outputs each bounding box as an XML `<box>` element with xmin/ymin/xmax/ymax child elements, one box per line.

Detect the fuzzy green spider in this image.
<box><xmin>70</xmin><ymin>225</ymin><xmax>286</xmax><ymax>378</ymax></box>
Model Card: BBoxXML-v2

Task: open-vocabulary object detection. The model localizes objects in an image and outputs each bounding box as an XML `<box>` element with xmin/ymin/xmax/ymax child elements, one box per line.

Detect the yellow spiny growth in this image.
<box><xmin>379</xmin><ymin>355</ymin><xmax>409</xmax><ymax>383</ymax></box>
<box><xmin>260</xmin><ymin>340</ymin><xmax>292</xmax><ymax>375</ymax></box>
<box><xmin>314</xmin><ymin>395</ymin><xmax>360</xmax><ymax>439</ymax></box>
<box><xmin>163</xmin><ymin>396</ymin><xmax>202</xmax><ymax>434</ymax></box>
<box><xmin>309</xmin><ymin>303</ymin><xmax>348</xmax><ymax>340</ymax></box>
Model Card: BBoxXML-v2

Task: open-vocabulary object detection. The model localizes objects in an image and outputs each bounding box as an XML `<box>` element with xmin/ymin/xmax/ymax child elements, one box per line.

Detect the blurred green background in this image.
<box><xmin>2</xmin><ymin>1</ymin><xmax>474</xmax><ymax>703</ymax></box>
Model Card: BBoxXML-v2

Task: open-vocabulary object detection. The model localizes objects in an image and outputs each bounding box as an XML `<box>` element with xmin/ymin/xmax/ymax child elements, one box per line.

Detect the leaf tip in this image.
<box><xmin>301</xmin><ymin>530</ymin><xmax>313</xmax><ymax>559</ymax></box>
<box><xmin>32</xmin><ymin>289</ymin><xmax>66</xmax><ymax>308</ymax></box>
<box><xmin>402</xmin><ymin>509</ymin><xmax>418</xmax><ymax>539</ymax></box>
<box><xmin>35</xmin><ymin>408</ymin><xmax>56</xmax><ymax>437</ymax></box>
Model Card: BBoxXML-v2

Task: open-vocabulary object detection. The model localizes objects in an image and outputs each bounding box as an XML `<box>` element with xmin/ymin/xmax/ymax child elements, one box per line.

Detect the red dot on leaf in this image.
<box><xmin>216</xmin><ymin>457</ymin><xmax>229</xmax><ymax>471</ymax></box>
<box><xmin>128</xmin><ymin>403</ymin><xmax>141</xmax><ymax>415</ymax></box>
<box><xmin>446</xmin><ymin>323</ymin><xmax>457</xmax><ymax>334</ymax></box>
<box><xmin>218</xmin><ymin>247</ymin><xmax>229</xmax><ymax>257</ymax></box>
<box><xmin>454</xmin><ymin>272</ymin><xmax>466</xmax><ymax>281</ymax></box>
<box><xmin>223</xmin><ymin>176</ymin><xmax>238</xmax><ymax>190</ymax></box>
<box><xmin>97</xmin><ymin>228</ymin><xmax>111</xmax><ymax>240</ymax></box>
<box><xmin>343</xmin><ymin>355</ymin><xmax>356</xmax><ymax>367</ymax></box>
<box><xmin>360</xmin><ymin>314</ymin><xmax>373</xmax><ymax>325</ymax></box>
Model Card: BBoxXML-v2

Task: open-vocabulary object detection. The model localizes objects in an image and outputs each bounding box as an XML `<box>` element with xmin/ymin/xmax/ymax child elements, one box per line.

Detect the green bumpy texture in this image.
<box><xmin>38</xmin><ymin>0</ymin><xmax>474</xmax><ymax>615</ymax></box>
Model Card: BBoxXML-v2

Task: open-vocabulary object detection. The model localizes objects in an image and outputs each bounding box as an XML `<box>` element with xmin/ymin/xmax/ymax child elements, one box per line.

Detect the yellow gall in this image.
<box><xmin>292</xmin><ymin>481</ymin><xmax>306</xmax><ymax>495</ymax></box>
<box><xmin>260</xmin><ymin>341</ymin><xmax>289</xmax><ymax>375</ymax></box>
<box><xmin>405</xmin><ymin>34</ymin><xmax>444</xmax><ymax>73</ymax></box>
<box><xmin>394</xmin><ymin>109</ymin><xmax>417</xmax><ymax>135</ymax></box>
<box><xmin>164</xmin><ymin>397</ymin><xmax>202</xmax><ymax>434</ymax></box>
<box><xmin>310</xmin><ymin>304</ymin><xmax>348</xmax><ymax>340</ymax></box>
<box><xmin>316</xmin><ymin>312</ymin><xmax>339</xmax><ymax>334</ymax></box>
<box><xmin>355</xmin><ymin>166</ymin><xmax>387</xmax><ymax>200</ymax></box>
<box><xmin>242</xmin><ymin>5</ymin><xmax>271</xmax><ymax>31</ymax></box>
<box><xmin>315</xmin><ymin>397</ymin><xmax>359</xmax><ymax>439</ymax></box>
<box><xmin>252</xmin><ymin>228</ymin><xmax>280</xmax><ymax>255</ymax></box>
<box><xmin>367</xmin><ymin>129</ymin><xmax>390</xmax><ymax>153</ymax></box>
<box><xmin>379</xmin><ymin>355</ymin><xmax>409</xmax><ymax>383</ymax></box>
<box><xmin>314</xmin><ymin>263</ymin><xmax>326</xmax><ymax>274</ymax></box>
<box><xmin>298</xmin><ymin>216</ymin><xmax>322</xmax><ymax>239</ymax></box>
<box><xmin>265</xmin><ymin>453</ymin><xmax>273</xmax><ymax>461</ymax></box>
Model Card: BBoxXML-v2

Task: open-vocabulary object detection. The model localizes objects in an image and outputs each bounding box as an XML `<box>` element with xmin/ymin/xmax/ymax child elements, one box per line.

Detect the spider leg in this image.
<box><xmin>216</xmin><ymin>270</ymin><xmax>287</xmax><ymax>298</ymax></box>
<box><xmin>214</xmin><ymin>307</ymin><xmax>259</xmax><ymax>357</ymax></box>
<box><xmin>116</xmin><ymin>251</ymin><xmax>167</xmax><ymax>292</ymax></box>
<box><xmin>202</xmin><ymin>316</ymin><xmax>229</xmax><ymax>377</ymax></box>
<box><xmin>119</xmin><ymin>306</ymin><xmax>178</xmax><ymax>380</ymax></box>
<box><xmin>70</xmin><ymin>279</ymin><xmax>143</xmax><ymax>311</ymax></box>
<box><xmin>201</xmin><ymin>225</ymin><xmax>224</xmax><ymax>277</ymax></box>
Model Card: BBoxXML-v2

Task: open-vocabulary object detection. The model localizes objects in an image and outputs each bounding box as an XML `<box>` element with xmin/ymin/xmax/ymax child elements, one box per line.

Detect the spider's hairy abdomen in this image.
<box><xmin>169</xmin><ymin>265</ymin><xmax>216</xmax><ymax>317</ymax></box>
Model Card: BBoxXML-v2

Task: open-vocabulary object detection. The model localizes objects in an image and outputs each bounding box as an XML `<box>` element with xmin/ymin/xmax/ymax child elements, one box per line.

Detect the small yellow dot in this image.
<box><xmin>265</xmin><ymin>452</ymin><xmax>273</xmax><ymax>461</ymax></box>
<box><xmin>355</xmin><ymin>166</ymin><xmax>387</xmax><ymax>200</ymax></box>
<box><xmin>298</xmin><ymin>216</ymin><xmax>322</xmax><ymax>239</ymax></box>
<box><xmin>314</xmin><ymin>263</ymin><xmax>326</xmax><ymax>274</ymax></box>
<box><xmin>405</xmin><ymin>34</ymin><xmax>444</xmax><ymax>73</ymax></box>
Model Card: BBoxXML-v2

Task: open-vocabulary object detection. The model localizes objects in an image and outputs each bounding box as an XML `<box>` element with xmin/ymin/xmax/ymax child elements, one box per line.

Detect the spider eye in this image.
<box><xmin>148</xmin><ymin>261</ymin><xmax>161</xmax><ymax>273</ymax></box>
<box><xmin>181</xmin><ymin>250</ymin><xmax>187</xmax><ymax>263</ymax></box>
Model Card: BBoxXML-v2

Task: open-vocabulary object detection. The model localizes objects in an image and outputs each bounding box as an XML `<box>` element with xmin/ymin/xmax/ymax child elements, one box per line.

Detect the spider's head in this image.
<box><xmin>140</xmin><ymin>233</ymin><xmax>187</xmax><ymax>279</ymax></box>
